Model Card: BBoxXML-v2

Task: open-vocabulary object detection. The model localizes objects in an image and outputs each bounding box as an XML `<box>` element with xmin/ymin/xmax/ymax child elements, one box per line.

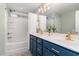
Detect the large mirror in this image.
<box><xmin>46</xmin><ymin>3</ymin><xmax>79</xmax><ymax>34</ymax></box>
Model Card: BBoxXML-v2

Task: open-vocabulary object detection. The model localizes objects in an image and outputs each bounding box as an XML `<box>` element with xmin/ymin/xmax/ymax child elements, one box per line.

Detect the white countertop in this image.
<box><xmin>31</xmin><ymin>33</ymin><xmax>79</xmax><ymax>53</ymax></box>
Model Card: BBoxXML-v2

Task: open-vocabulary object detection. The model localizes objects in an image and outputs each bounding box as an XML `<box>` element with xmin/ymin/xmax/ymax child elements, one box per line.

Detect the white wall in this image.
<box><xmin>60</xmin><ymin>11</ymin><xmax>75</xmax><ymax>33</ymax></box>
<box><xmin>75</xmin><ymin>10</ymin><xmax>79</xmax><ymax>34</ymax></box>
<box><xmin>0</xmin><ymin>3</ymin><xmax>6</xmax><ymax>55</ymax></box>
<box><xmin>28</xmin><ymin>13</ymin><xmax>38</xmax><ymax>34</ymax></box>
<box><xmin>54</xmin><ymin>14</ymin><xmax>61</xmax><ymax>33</ymax></box>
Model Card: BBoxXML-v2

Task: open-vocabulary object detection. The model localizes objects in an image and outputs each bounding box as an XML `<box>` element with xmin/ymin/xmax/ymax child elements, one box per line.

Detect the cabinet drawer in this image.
<box><xmin>37</xmin><ymin>43</ymin><xmax>42</xmax><ymax>55</ymax></box>
<box><xmin>43</xmin><ymin>40</ymin><xmax>78</xmax><ymax>56</ymax></box>
<box><xmin>43</xmin><ymin>47</ymin><xmax>56</xmax><ymax>56</ymax></box>
<box><xmin>30</xmin><ymin>35</ymin><xmax>36</xmax><ymax>41</ymax></box>
<box><xmin>37</xmin><ymin>37</ymin><xmax>42</xmax><ymax>44</ymax></box>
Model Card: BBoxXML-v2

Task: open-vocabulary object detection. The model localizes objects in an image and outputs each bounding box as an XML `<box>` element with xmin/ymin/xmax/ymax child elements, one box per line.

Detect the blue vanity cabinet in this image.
<box><xmin>30</xmin><ymin>34</ymin><xmax>79</xmax><ymax>56</ymax></box>
<box><xmin>43</xmin><ymin>40</ymin><xmax>79</xmax><ymax>56</ymax></box>
<box><xmin>30</xmin><ymin>35</ymin><xmax>37</xmax><ymax>56</ymax></box>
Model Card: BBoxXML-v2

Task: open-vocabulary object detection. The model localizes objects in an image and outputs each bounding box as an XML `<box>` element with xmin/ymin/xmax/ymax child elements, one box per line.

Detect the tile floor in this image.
<box><xmin>14</xmin><ymin>50</ymin><xmax>32</xmax><ymax>56</ymax></box>
<box><xmin>21</xmin><ymin>51</ymin><xmax>32</xmax><ymax>56</ymax></box>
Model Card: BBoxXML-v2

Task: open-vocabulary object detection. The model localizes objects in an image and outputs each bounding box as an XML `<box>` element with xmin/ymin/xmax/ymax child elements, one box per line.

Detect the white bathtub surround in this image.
<box><xmin>14</xmin><ymin>50</ymin><xmax>32</xmax><ymax>56</ymax></box>
<box><xmin>6</xmin><ymin>11</ymin><xmax>28</xmax><ymax>56</ymax></box>
<box><xmin>31</xmin><ymin>33</ymin><xmax>79</xmax><ymax>53</ymax></box>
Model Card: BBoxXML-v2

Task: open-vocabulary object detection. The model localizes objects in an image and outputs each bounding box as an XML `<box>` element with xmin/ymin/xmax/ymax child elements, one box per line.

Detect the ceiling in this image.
<box><xmin>7</xmin><ymin>3</ymin><xmax>79</xmax><ymax>16</ymax></box>
<box><xmin>7</xmin><ymin>3</ymin><xmax>41</xmax><ymax>13</ymax></box>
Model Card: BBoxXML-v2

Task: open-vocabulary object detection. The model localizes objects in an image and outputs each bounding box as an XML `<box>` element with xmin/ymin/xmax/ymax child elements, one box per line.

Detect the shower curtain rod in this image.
<box><xmin>5</xmin><ymin>8</ymin><xmax>28</xmax><ymax>15</ymax></box>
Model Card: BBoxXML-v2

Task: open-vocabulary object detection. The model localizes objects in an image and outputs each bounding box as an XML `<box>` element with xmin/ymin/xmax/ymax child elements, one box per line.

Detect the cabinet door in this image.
<box><xmin>43</xmin><ymin>47</ymin><xmax>56</xmax><ymax>56</ymax></box>
<box><xmin>37</xmin><ymin>43</ymin><xmax>42</xmax><ymax>55</ymax></box>
<box><xmin>32</xmin><ymin>40</ymin><xmax>36</xmax><ymax>56</ymax></box>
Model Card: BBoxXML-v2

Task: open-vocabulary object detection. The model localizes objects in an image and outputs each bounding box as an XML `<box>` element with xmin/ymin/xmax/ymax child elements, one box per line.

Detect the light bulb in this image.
<box><xmin>40</xmin><ymin>7</ymin><xmax>43</xmax><ymax>10</ymax></box>
<box><xmin>44</xmin><ymin>8</ymin><xmax>47</xmax><ymax>12</ymax></box>
<box><xmin>43</xmin><ymin>4</ymin><xmax>47</xmax><ymax>8</ymax></box>
<box><xmin>38</xmin><ymin>9</ymin><xmax>41</xmax><ymax>12</ymax></box>
<box><xmin>47</xmin><ymin>7</ymin><xmax>50</xmax><ymax>10</ymax></box>
<box><xmin>41</xmin><ymin>10</ymin><xmax>44</xmax><ymax>13</ymax></box>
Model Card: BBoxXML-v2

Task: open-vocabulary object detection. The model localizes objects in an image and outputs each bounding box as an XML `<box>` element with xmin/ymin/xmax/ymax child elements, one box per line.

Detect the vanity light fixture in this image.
<box><xmin>38</xmin><ymin>3</ymin><xmax>49</xmax><ymax>13</ymax></box>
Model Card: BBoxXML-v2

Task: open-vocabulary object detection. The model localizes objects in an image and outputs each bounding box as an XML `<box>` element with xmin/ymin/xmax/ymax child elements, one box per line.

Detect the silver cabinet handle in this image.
<box><xmin>51</xmin><ymin>48</ymin><xmax>60</xmax><ymax>53</ymax></box>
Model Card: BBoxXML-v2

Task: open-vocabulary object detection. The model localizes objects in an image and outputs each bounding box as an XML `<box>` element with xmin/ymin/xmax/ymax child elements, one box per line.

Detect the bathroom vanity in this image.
<box><xmin>30</xmin><ymin>33</ymin><xmax>79</xmax><ymax>56</ymax></box>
